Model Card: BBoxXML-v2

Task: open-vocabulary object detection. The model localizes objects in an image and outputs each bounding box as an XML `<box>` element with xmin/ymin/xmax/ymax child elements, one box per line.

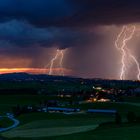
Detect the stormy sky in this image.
<box><xmin>0</xmin><ymin>0</ymin><xmax>140</xmax><ymax>79</ymax></box>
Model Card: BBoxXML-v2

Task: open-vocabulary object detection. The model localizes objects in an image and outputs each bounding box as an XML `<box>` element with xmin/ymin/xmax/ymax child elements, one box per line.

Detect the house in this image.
<box><xmin>87</xmin><ymin>109</ymin><xmax>117</xmax><ymax>114</ymax></box>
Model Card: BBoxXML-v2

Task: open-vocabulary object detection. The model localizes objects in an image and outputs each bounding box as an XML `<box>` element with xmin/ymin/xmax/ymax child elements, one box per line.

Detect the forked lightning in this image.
<box><xmin>115</xmin><ymin>25</ymin><xmax>140</xmax><ymax>80</ymax></box>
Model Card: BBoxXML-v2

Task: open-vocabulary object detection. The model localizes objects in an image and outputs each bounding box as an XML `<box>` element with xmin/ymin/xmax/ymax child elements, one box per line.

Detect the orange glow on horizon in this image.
<box><xmin>0</xmin><ymin>68</ymin><xmax>73</xmax><ymax>75</ymax></box>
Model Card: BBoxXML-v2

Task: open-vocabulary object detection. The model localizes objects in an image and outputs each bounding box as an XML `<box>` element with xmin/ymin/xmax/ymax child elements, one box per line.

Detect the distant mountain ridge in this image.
<box><xmin>0</xmin><ymin>72</ymin><xmax>82</xmax><ymax>82</ymax></box>
<box><xmin>0</xmin><ymin>72</ymin><xmax>139</xmax><ymax>84</ymax></box>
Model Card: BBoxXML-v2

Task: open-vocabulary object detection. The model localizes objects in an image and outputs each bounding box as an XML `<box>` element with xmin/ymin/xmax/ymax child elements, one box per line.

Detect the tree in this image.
<box><xmin>115</xmin><ymin>112</ymin><xmax>122</xmax><ymax>124</ymax></box>
<box><xmin>127</xmin><ymin>111</ymin><xmax>136</xmax><ymax>123</ymax></box>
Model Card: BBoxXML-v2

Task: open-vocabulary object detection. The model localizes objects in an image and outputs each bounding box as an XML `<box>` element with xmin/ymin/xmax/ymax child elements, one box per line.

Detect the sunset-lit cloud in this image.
<box><xmin>0</xmin><ymin>68</ymin><xmax>73</xmax><ymax>75</ymax></box>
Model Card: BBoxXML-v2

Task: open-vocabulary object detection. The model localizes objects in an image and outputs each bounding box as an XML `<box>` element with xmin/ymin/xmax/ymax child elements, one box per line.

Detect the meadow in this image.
<box><xmin>0</xmin><ymin>95</ymin><xmax>139</xmax><ymax>140</ymax></box>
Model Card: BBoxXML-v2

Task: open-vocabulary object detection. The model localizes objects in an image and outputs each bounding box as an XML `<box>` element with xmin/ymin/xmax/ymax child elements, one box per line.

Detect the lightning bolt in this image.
<box><xmin>115</xmin><ymin>26</ymin><xmax>127</xmax><ymax>50</ymax></box>
<box><xmin>59</xmin><ymin>50</ymin><xmax>65</xmax><ymax>76</ymax></box>
<box><xmin>44</xmin><ymin>49</ymin><xmax>66</xmax><ymax>76</ymax></box>
<box><xmin>49</xmin><ymin>49</ymin><xmax>60</xmax><ymax>75</ymax></box>
<box><xmin>115</xmin><ymin>25</ymin><xmax>140</xmax><ymax>80</ymax></box>
<box><xmin>115</xmin><ymin>26</ymin><xmax>127</xmax><ymax>80</ymax></box>
<box><xmin>120</xmin><ymin>26</ymin><xmax>135</xmax><ymax>80</ymax></box>
<box><xmin>129</xmin><ymin>54</ymin><xmax>140</xmax><ymax>80</ymax></box>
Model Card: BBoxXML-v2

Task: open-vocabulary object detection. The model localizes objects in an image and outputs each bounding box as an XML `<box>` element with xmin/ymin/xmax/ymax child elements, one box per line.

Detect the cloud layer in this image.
<box><xmin>0</xmin><ymin>0</ymin><xmax>139</xmax><ymax>79</ymax></box>
<box><xmin>0</xmin><ymin>0</ymin><xmax>140</xmax><ymax>27</ymax></box>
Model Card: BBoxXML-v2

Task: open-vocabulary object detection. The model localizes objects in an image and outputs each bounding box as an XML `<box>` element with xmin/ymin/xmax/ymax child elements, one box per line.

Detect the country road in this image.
<box><xmin>0</xmin><ymin>115</ymin><xmax>20</xmax><ymax>132</ymax></box>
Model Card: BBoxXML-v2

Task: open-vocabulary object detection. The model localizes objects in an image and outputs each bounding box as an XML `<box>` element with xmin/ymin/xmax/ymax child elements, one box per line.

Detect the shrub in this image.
<box><xmin>127</xmin><ymin>111</ymin><xmax>136</xmax><ymax>123</ymax></box>
<box><xmin>115</xmin><ymin>112</ymin><xmax>122</xmax><ymax>124</ymax></box>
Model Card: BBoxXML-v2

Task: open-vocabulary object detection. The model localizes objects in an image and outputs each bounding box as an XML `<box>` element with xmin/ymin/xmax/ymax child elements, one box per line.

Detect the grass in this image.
<box><xmin>17</xmin><ymin>112</ymin><xmax>114</xmax><ymax>125</ymax></box>
<box><xmin>16</xmin><ymin>118</ymin><xmax>104</xmax><ymax>130</ymax></box>
<box><xmin>2</xmin><ymin>113</ymin><xmax>113</xmax><ymax>139</ymax></box>
<box><xmin>0</xmin><ymin>81</ymin><xmax>90</xmax><ymax>94</ymax></box>
<box><xmin>0</xmin><ymin>95</ymin><xmax>139</xmax><ymax>140</ymax></box>
<box><xmin>123</xmin><ymin>96</ymin><xmax>140</xmax><ymax>103</ymax></box>
<box><xmin>67</xmin><ymin>102</ymin><xmax>140</xmax><ymax>116</ymax></box>
<box><xmin>0</xmin><ymin>117</ymin><xmax>13</xmax><ymax>128</ymax></box>
<box><xmin>17</xmin><ymin>112</ymin><xmax>114</xmax><ymax>129</ymax></box>
<box><xmin>3</xmin><ymin>123</ymin><xmax>140</xmax><ymax>140</ymax></box>
<box><xmin>48</xmin><ymin>124</ymin><xmax>140</xmax><ymax>140</ymax></box>
<box><xmin>0</xmin><ymin>95</ymin><xmax>70</xmax><ymax>114</ymax></box>
<box><xmin>2</xmin><ymin>125</ymin><xmax>98</xmax><ymax>138</ymax></box>
<box><xmin>0</xmin><ymin>94</ymin><xmax>140</xmax><ymax>115</ymax></box>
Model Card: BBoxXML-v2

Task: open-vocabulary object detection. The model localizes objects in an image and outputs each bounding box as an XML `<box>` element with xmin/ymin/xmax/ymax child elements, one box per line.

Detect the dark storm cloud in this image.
<box><xmin>0</xmin><ymin>0</ymin><xmax>140</xmax><ymax>27</ymax></box>
<box><xmin>0</xmin><ymin>20</ymin><xmax>101</xmax><ymax>49</ymax></box>
<box><xmin>57</xmin><ymin>0</ymin><xmax>140</xmax><ymax>27</ymax></box>
<box><xmin>0</xmin><ymin>0</ymin><xmax>77</xmax><ymax>27</ymax></box>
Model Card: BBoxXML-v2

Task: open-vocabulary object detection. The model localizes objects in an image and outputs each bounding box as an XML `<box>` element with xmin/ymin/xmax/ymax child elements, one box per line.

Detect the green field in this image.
<box><xmin>2</xmin><ymin>114</ymin><xmax>140</xmax><ymax>140</ymax></box>
<box><xmin>123</xmin><ymin>96</ymin><xmax>140</xmax><ymax>103</ymax></box>
<box><xmin>0</xmin><ymin>95</ymin><xmax>71</xmax><ymax>114</ymax></box>
<box><xmin>2</xmin><ymin>125</ymin><xmax>140</xmax><ymax>140</ymax></box>
<box><xmin>0</xmin><ymin>118</ymin><xmax>13</xmax><ymax>128</ymax></box>
<box><xmin>0</xmin><ymin>95</ymin><xmax>139</xmax><ymax>140</ymax></box>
